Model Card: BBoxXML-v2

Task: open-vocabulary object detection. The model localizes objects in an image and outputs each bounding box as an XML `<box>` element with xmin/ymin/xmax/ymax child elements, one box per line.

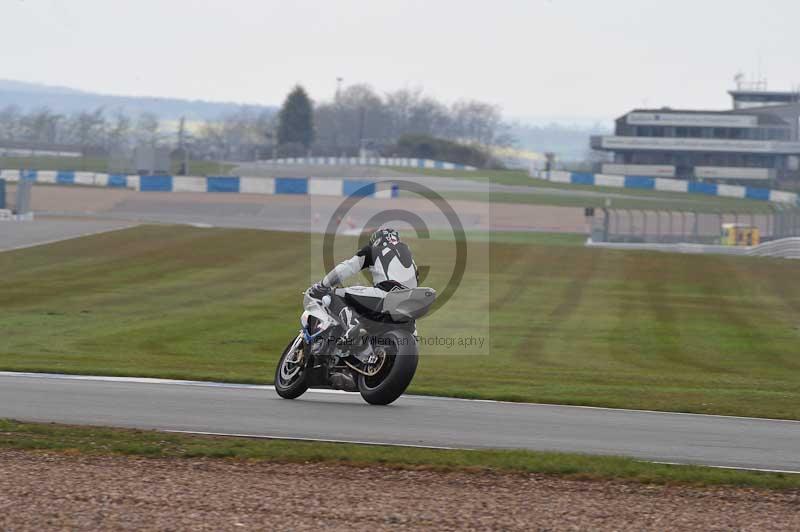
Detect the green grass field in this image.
<box><xmin>2</xmin><ymin>420</ymin><xmax>797</xmax><ymax>489</ymax></box>
<box><xmin>439</xmin><ymin>190</ymin><xmax>775</xmax><ymax>213</ymax></box>
<box><xmin>1</xmin><ymin>225</ymin><xmax>799</xmax><ymax>419</ymax></box>
<box><xmin>0</xmin><ymin>156</ymin><xmax>234</xmax><ymax>176</ymax></box>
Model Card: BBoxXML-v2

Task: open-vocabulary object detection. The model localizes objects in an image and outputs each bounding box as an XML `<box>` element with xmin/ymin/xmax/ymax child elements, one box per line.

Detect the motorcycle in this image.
<box><xmin>274</xmin><ymin>285</ymin><xmax>436</xmax><ymax>405</ymax></box>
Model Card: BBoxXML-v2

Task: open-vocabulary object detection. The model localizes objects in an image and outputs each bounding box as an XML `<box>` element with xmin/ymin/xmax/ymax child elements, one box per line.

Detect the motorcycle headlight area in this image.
<box><xmin>304</xmin><ymin>316</ymin><xmax>329</xmax><ymax>354</ymax></box>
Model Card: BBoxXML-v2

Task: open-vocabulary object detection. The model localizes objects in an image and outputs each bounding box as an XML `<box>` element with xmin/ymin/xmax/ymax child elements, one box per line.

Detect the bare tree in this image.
<box><xmin>311</xmin><ymin>84</ymin><xmax>513</xmax><ymax>155</ymax></box>
<box><xmin>19</xmin><ymin>107</ymin><xmax>63</xmax><ymax>143</ymax></box>
<box><xmin>64</xmin><ymin>108</ymin><xmax>106</xmax><ymax>147</ymax></box>
<box><xmin>107</xmin><ymin>110</ymin><xmax>132</xmax><ymax>151</ymax></box>
<box><xmin>0</xmin><ymin>105</ymin><xmax>23</xmax><ymax>140</ymax></box>
<box><xmin>134</xmin><ymin>112</ymin><xmax>161</xmax><ymax>146</ymax></box>
<box><xmin>449</xmin><ymin>100</ymin><xmax>503</xmax><ymax>145</ymax></box>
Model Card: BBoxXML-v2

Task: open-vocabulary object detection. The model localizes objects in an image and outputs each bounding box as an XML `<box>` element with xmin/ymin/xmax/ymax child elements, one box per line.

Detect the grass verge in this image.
<box><xmin>1</xmin><ymin>420</ymin><xmax>797</xmax><ymax>490</ymax></box>
<box><xmin>427</xmin><ymin>230</ymin><xmax>587</xmax><ymax>246</ymax></box>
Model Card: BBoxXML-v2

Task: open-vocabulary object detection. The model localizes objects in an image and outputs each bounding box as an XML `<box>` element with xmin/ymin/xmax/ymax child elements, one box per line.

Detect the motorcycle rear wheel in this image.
<box><xmin>358</xmin><ymin>330</ymin><xmax>418</xmax><ymax>405</ymax></box>
<box><xmin>274</xmin><ymin>333</ymin><xmax>309</xmax><ymax>399</ymax></box>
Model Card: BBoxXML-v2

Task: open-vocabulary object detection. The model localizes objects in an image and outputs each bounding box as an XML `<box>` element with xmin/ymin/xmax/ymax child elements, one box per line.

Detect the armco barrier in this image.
<box><xmin>687</xmin><ymin>182</ymin><xmax>717</xmax><ymax>196</ymax></box>
<box><xmin>56</xmin><ymin>170</ymin><xmax>75</xmax><ymax>185</ymax></box>
<box><xmin>745</xmin><ymin>188</ymin><xmax>771</xmax><ymax>201</ymax></box>
<box><xmin>343</xmin><ymin>180</ymin><xmax>376</xmax><ymax>197</ymax></box>
<box><xmin>3</xmin><ymin>165</ymin><xmax>797</xmax><ymax>204</ymax></box>
<box><xmin>274</xmin><ymin>177</ymin><xmax>308</xmax><ymax>194</ymax></box>
<box><xmin>570</xmin><ymin>172</ymin><xmax>594</xmax><ymax>186</ymax></box>
<box><xmin>206</xmin><ymin>176</ymin><xmax>240</xmax><ymax>193</ymax></box>
<box><xmin>265</xmin><ymin>157</ymin><xmax>476</xmax><ymax>171</ymax></box>
<box><xmin>540</xmin><ymin>170</ymin><xmax>800</xmax><ymax>206</ymax></box>
<box><xmin>140</xmin><ymin>175</ymin><xmax>173</xmax><ymax>192</ymax></box>
<box><xmin>624</xmin><ymin>176</ymin><xmax>655</xmax><ymax>189</ymax></box>
<box><xmin>0</xmin><ymin>168</ymin><xmax>400</xmax><ymax>200</ymax></box>
<box><xmin>107</xmin><ymin>174</ymin><xmax>128</xmax><ymax>187</ymax></box>
<box><xmin>308</xmin><ymin>178</ymin><xmax>342</xmax><ymax>196</ymax></box>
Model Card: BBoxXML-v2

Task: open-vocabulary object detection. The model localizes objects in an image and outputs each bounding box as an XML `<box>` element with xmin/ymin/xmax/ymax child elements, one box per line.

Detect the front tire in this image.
<box><xmin>358</xmin><ymin>330</ymin><xmax>418</xmax><ymax>405</ymax></box>
<box><xmin>274</xmin><ymin>334</ymin><xmax>309</xmax><ymax>399</ymax></box>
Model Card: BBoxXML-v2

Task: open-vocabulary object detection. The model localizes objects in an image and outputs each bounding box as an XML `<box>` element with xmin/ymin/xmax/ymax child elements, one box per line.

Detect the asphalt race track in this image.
<box><xmin>1</xmin><ymin>372</ymin><xmax>799</xmax><ymax>473</ymax></box>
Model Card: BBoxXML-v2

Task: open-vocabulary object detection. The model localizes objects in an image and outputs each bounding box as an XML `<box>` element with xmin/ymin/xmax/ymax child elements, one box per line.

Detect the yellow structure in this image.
<box><xmin>721</xmin><ymin>223</ymin><xmax>760</xmax><ymax>246</ymax></box>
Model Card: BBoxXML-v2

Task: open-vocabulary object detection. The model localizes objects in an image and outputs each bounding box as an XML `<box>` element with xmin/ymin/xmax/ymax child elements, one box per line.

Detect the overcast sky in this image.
<box><xmin>3</xmin><ymin>0</ymin><xmax>799</xmax><ymax>122</ymax></box>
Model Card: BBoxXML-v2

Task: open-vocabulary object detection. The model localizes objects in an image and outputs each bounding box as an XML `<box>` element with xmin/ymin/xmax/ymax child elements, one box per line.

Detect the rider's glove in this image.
<box><xmin>308</xmin><ymin>281</ymin><xmax>331</xmax><ymax>300</ymax></box>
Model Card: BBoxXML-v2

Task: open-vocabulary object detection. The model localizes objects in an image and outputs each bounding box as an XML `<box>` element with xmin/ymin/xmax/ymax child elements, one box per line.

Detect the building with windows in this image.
<box><xmin>591</xmin><ymin>86</ymin><xmax>800</xmax><ymax>184</ymax></box>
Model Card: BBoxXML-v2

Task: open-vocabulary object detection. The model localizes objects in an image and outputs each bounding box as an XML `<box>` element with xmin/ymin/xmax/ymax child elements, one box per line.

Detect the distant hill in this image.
<box><xmin>0</xmin><ymin>79</ymin><xmax>275</xmax><ymax>120</ymax></box>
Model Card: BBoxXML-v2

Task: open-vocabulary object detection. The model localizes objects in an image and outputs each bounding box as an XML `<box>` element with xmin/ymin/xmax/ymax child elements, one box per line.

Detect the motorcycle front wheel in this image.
<box><xmin>358</xmin><ymin>330</ymin><xmax>418</xmax><ymax>405</ymax></box>
<box><xmin>274</xmin><ymin>333</ymin><xmax>309</xmax><ymax>399</ymax></box>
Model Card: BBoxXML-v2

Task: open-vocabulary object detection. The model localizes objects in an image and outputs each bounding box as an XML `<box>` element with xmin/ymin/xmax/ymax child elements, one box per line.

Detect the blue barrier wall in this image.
<box><xmin>107</xmin><ymin>174</ymin><xmax>128</xmax><ymax>188</ymax></box>
<box><xmin>275</xmin><ymin>177</ymin><xmax>308</xmax><ymax>194</ymax></box>
<box><xmin>570</xmin><ymin>172</ymin><xmax>595</xmax><ymax>186</ymax></box>
<box><xmin>688</xmin><ymin>182</ymin><xmax>718</xmax><ymax>195</ymax></box>
<box><xmin>140</xmin><ymin>175</ymin><xmax>173</xmax><ymax>192</ymax></box>
<box><xmin>56</xmin><ymin>171</ymin><xmax>75</xmax><ymax>185</ymax></box>
<box><xmin>21</xmin><ymin>170</ymin><xmax>36</xmax><ymax>181</ymax></box>
<box><xmin>624</xmin><ymin>176</ymin><xmax>655</xmax><ymax>189</ymax></box>
<box><xmin>745</xmin><ymin>187</ymin><xmax>771</xmax><ymax>201</ymax></box>
<box><xmin>207</xmin><ymin>176</ymin><xmax>240</xmax><ymax>193</ymax></box>
<box><xmin>343</xmin><ymin>180</ymin><xmax>376</xmax><ymax>197</ymax></box>
<box><xmin>0</xmin><ymin>178</ymin><xmax>5</xmax><ymax>209</ymax></box>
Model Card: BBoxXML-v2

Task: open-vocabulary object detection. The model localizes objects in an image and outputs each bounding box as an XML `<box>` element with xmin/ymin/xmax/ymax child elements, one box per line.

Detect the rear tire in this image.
<box><xmin>274</xmin><ymin>334</ymin><xmax>309</xmax><ymax>400</ymax></box>
<box><xmin>358</xmin><ymin>330</ymin><xmax>418</xmax><ymax>405</ymax></box>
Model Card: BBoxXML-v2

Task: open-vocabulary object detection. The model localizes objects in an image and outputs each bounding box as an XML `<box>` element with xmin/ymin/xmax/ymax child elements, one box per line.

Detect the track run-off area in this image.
<box><xmin>1</xmin><ymin>371</ymin><xmax>799</xmax><ymax>474</ymax></box>
<box><xmin>2</xmin><ymin>174</ymin><xmax>799</xmax><ymax>483</ymax></box>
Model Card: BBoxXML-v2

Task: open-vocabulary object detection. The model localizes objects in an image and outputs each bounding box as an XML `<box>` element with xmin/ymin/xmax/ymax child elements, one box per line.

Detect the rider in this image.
<box><xmin>308</xmin><ymin>228</ymin><xmax>418</xmax><ymax>339</ymax></box>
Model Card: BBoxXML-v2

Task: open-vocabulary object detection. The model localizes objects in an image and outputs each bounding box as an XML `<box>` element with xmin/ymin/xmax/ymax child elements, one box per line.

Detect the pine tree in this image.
<box><xmin>277</xmin><ymin>85</ymin><xmax>314</xmax><ymax>149</ymax></box>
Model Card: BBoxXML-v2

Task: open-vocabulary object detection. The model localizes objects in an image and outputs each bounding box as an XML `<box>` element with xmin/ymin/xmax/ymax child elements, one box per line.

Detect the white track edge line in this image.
<box><xmin>1</xmin><ymin>370</ymin><xmax>799</xmax><ymax>424</ymax></box>
<box><xmin>651</xmin><ymin>461</ymin><xmax>800</xmax><ymax>475</ymax></box>
<box><xmin>163</xmin><ymin>430</ymin><xmax>470</xmax><ymax>450</ymax></box>
<box><xmin>0</xmin><ymin>224</ymin><xmax>139</xmax><ymax>253</ymax></box>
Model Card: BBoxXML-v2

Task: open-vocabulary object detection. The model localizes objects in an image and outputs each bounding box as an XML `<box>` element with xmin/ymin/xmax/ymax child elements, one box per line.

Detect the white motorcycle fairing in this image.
<box><xmin>301</xmin><ymin>292</ymin><xmax>336</xmax><ymax>341</ymax></box>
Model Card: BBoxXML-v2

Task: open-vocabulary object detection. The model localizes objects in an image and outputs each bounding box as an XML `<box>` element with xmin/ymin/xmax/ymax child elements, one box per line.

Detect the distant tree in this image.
<box><xmin>134</xmin><ymin>112</ymin><xmax>161</xmax><ymax>146</ymax></box>
<box><xmin>21</xmin><ymin>107</ymin><xmax>62</xmax><ymax>143</ymax></box>
<box><xmin>277</xmin><ymin>85</ymin><xmax>314</xmax><ymax>149</ymax></box>
<box><xmin>310</xmin><ymin>84</ymin><xmax>514</xmax><ymax>156</ymax></box>
<box><xmin>106</xmin><ymin>111</ymin><xmax>131</xmax><ymax>150</ymax></box>
<box><xmin>0</xmin><ymin>105</ymin><xmax>22</xmax><ymax>140</ymax></box>
<box><xmin>395</xmin><ymin>134</ymin><xmax>494</xmax><ymax>168</ymax></box>
<box><xmin>65</xmin><ymin>108</ymin><xmax>106</xmax><ymax>147</ymax></box>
